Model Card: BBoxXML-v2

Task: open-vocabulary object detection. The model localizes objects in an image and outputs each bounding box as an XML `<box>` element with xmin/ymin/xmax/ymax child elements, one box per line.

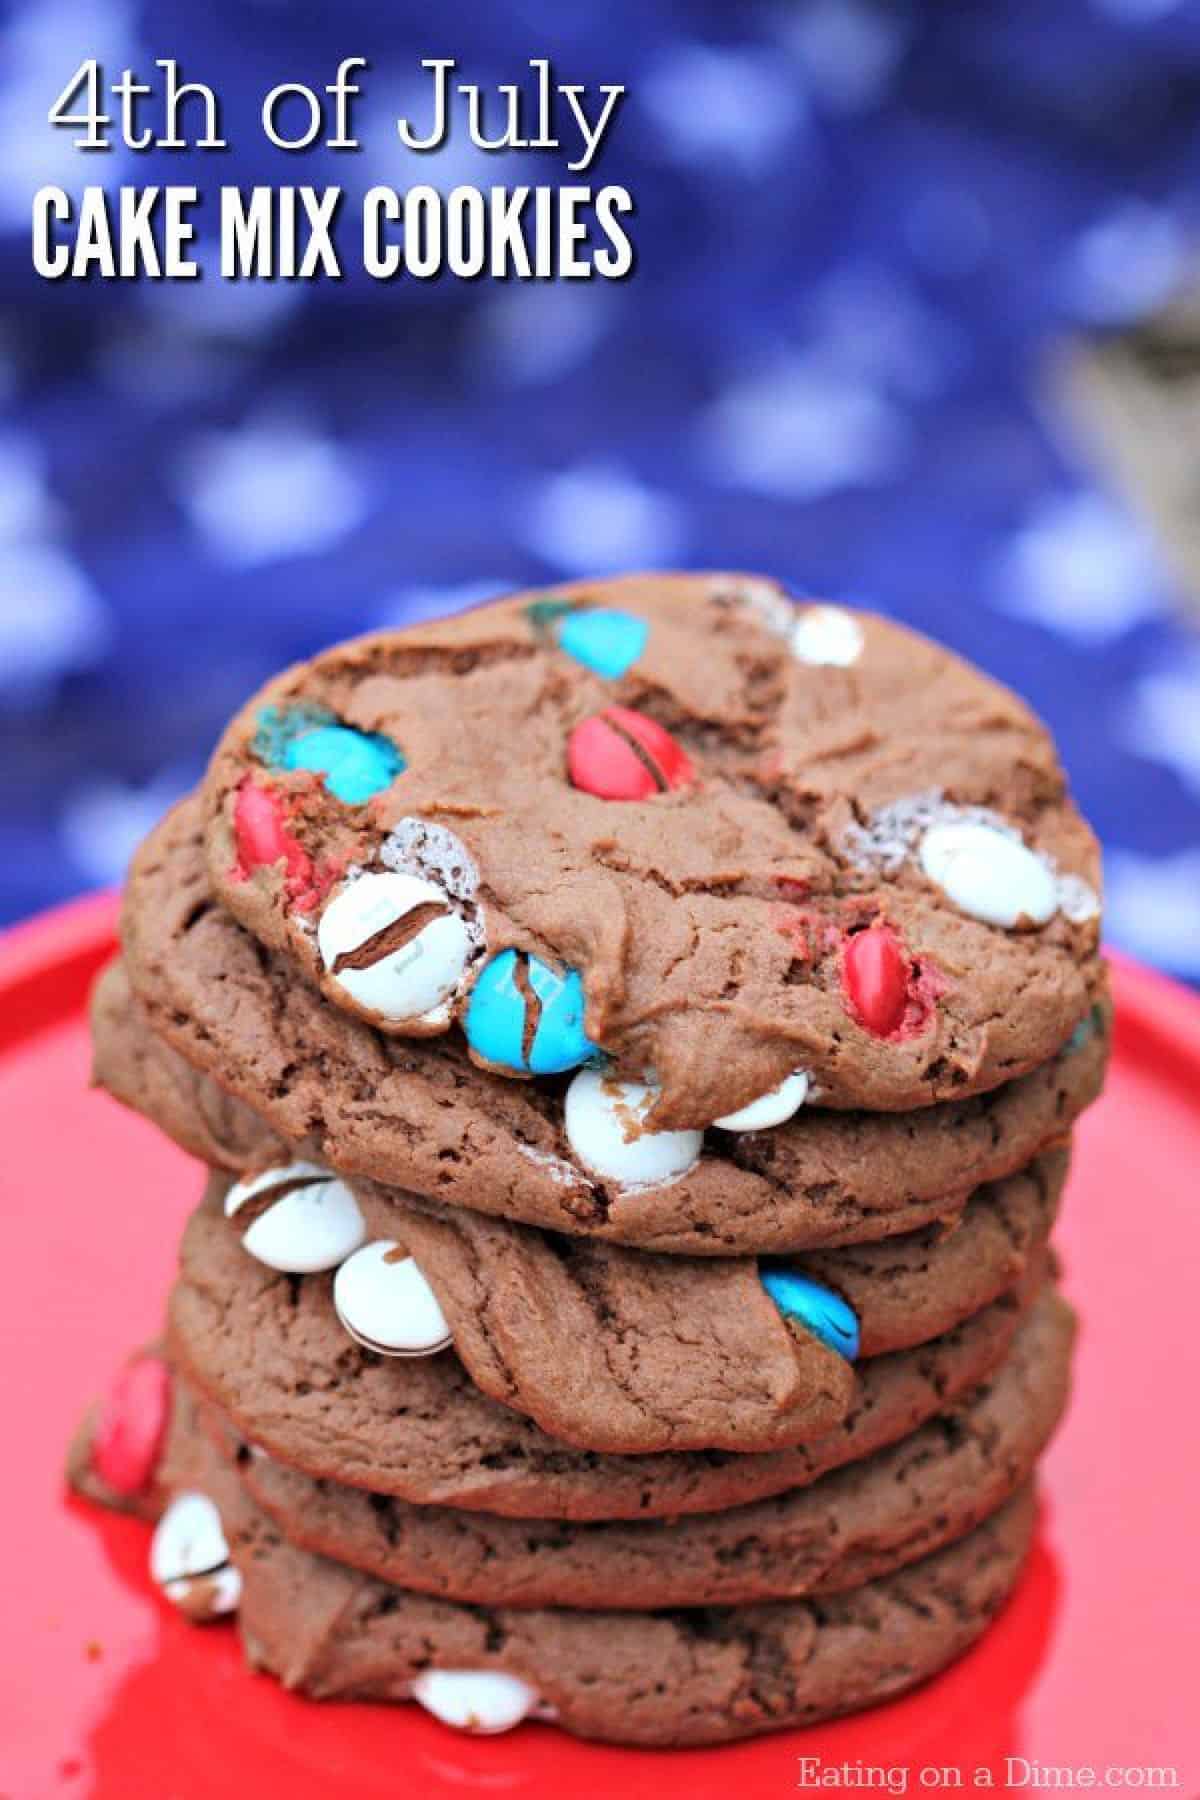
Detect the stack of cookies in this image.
<box><xmin>69</xmin><ymin>575</ymin><xmax>1108</xmax><ymax>1747</ymax></box>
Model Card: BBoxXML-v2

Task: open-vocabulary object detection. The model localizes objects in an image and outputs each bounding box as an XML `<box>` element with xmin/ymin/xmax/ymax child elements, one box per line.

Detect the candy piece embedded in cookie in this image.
<box><xmin>316</xmin><ymin>869</ymin><xmax>482</xmax><ymax>1028</ymax></box>
<box><xmin>465</xmin><ymin>949</ymin><xmax>598</xmax><ymax>1075</ymax></box>
<box><xmin>204</xmin><ymin>1446</ymin><xmax>1039</xmax><ymax>1748</ymax></box>
<box><xmin>110</xmin><ymin>802</ymin><xmax>1110</xmax><ymax>1254</ymax></box>
<box><xmin>193</xmin><ymin>1286</ymin><xmax>1075</xmax><ymax>1612</ymax></box>
<box><xmin>92</xmin><ymin>1354</ymin><xmax>172</xmax><ymax>1497</ymax></box>
<box><xmin>168</xmin><ymin>1188</ymin><xmax>1049</xmax><ymax>1520</ymax></box>
<box><xmin>332</xmin><ymin>1241</ymin><xmax>453</xmax><ymax>1358</ymax></box>
<box><xmin>190</xmin><ymin>1142</ymin><xmax>1064</xmax><ymax>1457</ymax></box>
<box><xmin>760</xmin><ymin>1271</ymin><xmax>860</xmax><ymax>1358</ymax></box>
<box><xmin>225</xmin><ymin>1164</ymin><xmax>366</xmax><ymax>1273</ymax></box>
<box><xmin>150</xmin><ymin>1491</ymin><xmax>242</xmax><ymax>1621</ymax></box>
<box><xmin>199</xmin><ymin>573</ymin><xmax>1103</xmax><ymax>1126</ymax></box>
<box><xmin>65</xmin><ymin>1350</ymin><xmax>173</xmax><ymax>1519</ymax></box>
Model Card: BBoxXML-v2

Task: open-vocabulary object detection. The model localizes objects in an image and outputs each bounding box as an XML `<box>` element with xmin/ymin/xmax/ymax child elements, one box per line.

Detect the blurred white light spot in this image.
<box><xmin>467</xmin><ymin>285</ymin><xmax>620</xmax><ymax>386</ymax></box>
<box><xmin>519</xmin><ymin>462</ymin><xmax>686</xmax><ymax>572</ymax></box>
<box><xmin>0</xmin><ymin>544</ymin><xmax>111</xmax><ymax>702</ymax></box>
<box><xmin>991</xmin><ymin>493</ymin><xmax>1167</xmax><ymax>643</ymax></box>
<box><xmin>699</xmin><ymin>355</ymin><xmax>908</xmax><ymax>498</ymax></box>
<box><xmin>1122</xmin><ymin>651</ymin><xmax>1200</xmax><ymax>792</ymax></box>
<box><xmin>640</xmin><ymin>44</ymin><xmax>808</xmax><ymax>173</ymax></box>
<box><xmin>174</xmin><ymin>418</ymin><xmax>371</xmax><ymax>566</ymax></box>
<box><xmin>60</xmin><ymin>769</ymin><xmax>193</xmax><ymax>887</ymax></box>
<box><xmin>0</xmin><ymin>432</ymin><xmax>58</xmax><ymax>539</ymax></box>
<box><xmin>781</xmin><ymin>0</ymin><xmax>910</xmax><ymax>110</ymax></box>
<box><xmin>1105</xmin><ymin>849</ymin><xmax>1200</xmax><ymax>977</ymax></box>
<box><xmin>375</xmin><ymin>579</ymin><xmax>513</xmax><ymax>628</ymax></box>
<box><xmin>0</xmin><ymin>1</ymin><xmax>139</xmax><ymax>227</ymax></box>
<box><xmin>802</xmin><ymin>268</ymin><xmax>965</xmax><ymax>398</ymax></box>
<box><xmin>1061</xmin><ymin>202</ymin><xmax>1186</xmax><ymax>325</ymax></box>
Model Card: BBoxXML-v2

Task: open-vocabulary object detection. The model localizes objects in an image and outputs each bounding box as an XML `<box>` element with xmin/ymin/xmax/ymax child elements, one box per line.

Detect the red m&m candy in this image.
<box><xmin>567</xmin><ymin>707</ymin><xmax>695</xmax><ymax>801</ymax></box>
<box><xmin>842</xmin><ymin>923</ymin><xmax>909</xmax><ymax>1038</ymax></box>
<box><xmin>233</xmin><ymin>780</ymin><xmax>314</xmax><ymax>895</ymax></box>
<box><xmin>91</xmin><ymin>1355</ymin><xmax>171</xmax><ymax>1496</ymax></box>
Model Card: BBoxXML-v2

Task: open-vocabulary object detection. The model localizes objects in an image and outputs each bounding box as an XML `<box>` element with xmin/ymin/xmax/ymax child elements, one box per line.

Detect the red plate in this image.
<box><xmin>2</xmin><ymin>896</ymin><xmax>1198</xmax><ymax>1800</ymax></box>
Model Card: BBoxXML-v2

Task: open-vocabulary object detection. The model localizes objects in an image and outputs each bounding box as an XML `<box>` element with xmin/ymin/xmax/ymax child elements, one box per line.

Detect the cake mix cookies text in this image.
<box><xmin>30</xmin><ymin>56</ymin><xmax>636</xmax><ymax>282</ymax></box>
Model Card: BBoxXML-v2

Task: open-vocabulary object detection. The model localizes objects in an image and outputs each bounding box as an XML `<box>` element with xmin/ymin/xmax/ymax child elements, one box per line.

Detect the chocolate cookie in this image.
<box><xmin>195</xmin><ymin>1288</ymin><xmax>1072</xmax><ymax>1610</ymax></box>
<box><xmin>113</xmin><ymin>801</ymin><xmax>1108</xmax><ymax>1253</ymax></box>
<box><xmin>201</xmin><ymin>1148</ymin><xmax>1062</xmax><ymax>1456</ymax></box>
<box><xmin>203</xmin><ymin>1445</ymin><xmax>1039</xmax><ymax>1747</ymax></box>
<box><xmin>199</xmin><ymin>574</ymin><xmax>1102</xmax><ymax>1126</ymax></box>
<box><xmin>92</xmin><ymin>960</ymin><xmax>290</xmax><ymax>1171</ymax></box>
<box><xmin>169</xmin><ymin>1192</ymin><xmax>1049</xmax><ymax>1521</ymax></box>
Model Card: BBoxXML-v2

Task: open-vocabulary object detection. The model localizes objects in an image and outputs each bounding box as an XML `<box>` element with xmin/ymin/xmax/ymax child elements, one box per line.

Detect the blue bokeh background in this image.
<box><xmin>1</xmin><ymin>0</ymin><xmax>1199</xmax><ymax>976</ymax></box>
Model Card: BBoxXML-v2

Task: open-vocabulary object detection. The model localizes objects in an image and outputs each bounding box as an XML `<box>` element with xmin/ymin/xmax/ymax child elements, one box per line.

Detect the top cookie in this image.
<box><xmin>201</xmin><ymin>573</ymin><xmax>1102</xmax><ymax>1127</ymax></box>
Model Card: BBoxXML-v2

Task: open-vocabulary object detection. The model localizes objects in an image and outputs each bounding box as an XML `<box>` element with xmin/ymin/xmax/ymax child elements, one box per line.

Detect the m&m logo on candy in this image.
<box><xmin>568</xmin><ymin>707</ymin><xmax>695</xmax><ymax>801</ymax></box>
<box><xmin>466</xmin><ymin>949</ymin><xmax>598</xmax><ymax>1074</ymax></box>
<box><xmin>317</xmin><ymin>870</ymin><xmax>475</xmax><ymax>1025</ymax></box>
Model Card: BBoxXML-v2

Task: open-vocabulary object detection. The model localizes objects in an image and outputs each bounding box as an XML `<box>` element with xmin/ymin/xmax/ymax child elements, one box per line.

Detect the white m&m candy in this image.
<box><xmin>150</xmin><ymin>1492</ymin><xmax>242</xmax><ymax>1622</ymax></box>
<box><xmin>712</xmin><ymin>1069</ymin><xmax>810</xmax><ymax>1132</ymax></box>
<box><xmin>791</xmin><ymin>606</ymin><xmax>864</xmax><ymax>667</ymax></box>
<box><xmin>564</xmin><ymin>1069</ymin><xmax>703</xmax><ymax>1188</ymax></box>
<box><xmin>224</xmin><ymin>1163</ymin><xmax>366</xmax><ymax>1273</ymax></box>
<box><xmin>333</xmin><ymin>1241</ymin><xmax>453</xmax><ymax>1357</ymax></box>
<box><xmin>919</xmin><ymin>821</ymin><xmax>1057</xmax><ymax>929</ymax></box>
<box><xmin>412</xmin><ymin>1670</ymin><xmax>540</xmax><ymax>1735</ymax></box>
<box><xmin>318</xmin><ymin>871</ymin><xmax>474</xmax><ymax>1025</ymax></box>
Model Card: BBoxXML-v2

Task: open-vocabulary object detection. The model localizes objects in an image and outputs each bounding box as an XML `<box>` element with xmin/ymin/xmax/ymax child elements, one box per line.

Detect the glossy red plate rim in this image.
<box><xmin>2</xmin><ymin>894</ymin><xmax>1199</xmax><ymax>1800</ymax></box>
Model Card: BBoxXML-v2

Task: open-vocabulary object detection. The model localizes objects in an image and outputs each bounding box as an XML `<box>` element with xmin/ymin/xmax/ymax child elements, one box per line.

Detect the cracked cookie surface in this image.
<box><xmin>169</xmin><ymin>1192</ymin><xmax>1049</xmax><ymax>1521</ymax></box>
<box><xmin>194</xmin><ymin>1441</ymin><xmax>1040</xmax><ymax>1747</ymax></box>
<box><xmin>198</xmin><ymin>574</ymin><xmax>1103</xmax><ymax>1126</ymax></box>
<box><xmin>190</xmin><ymin>1149</ymin><xmax>1064</xmax><ymax>1457</ymax></box>
<box><xmin>184</xmin><ymin>1288</ymin><xmax>1072</xmax><ymax>1610</ymax></box>
<box><xmin>111</xmin><ymin>802</ymin><xmax>1108</xmax><ymax>1253</ymax></box>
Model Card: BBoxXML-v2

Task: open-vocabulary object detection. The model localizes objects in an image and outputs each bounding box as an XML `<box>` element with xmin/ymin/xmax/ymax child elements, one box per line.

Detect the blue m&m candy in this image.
<box><xmin>254</xmin><ymin>705</ymin><xmax>405</xmax><ymax>804</ymax></box>
<box><xmin>557</xmin><ymin>608</ymin><xmax>648</xmax><ymax>679</ymax></box>
<box><xmin>465</xmin><ymin>949</ymin><xmax>598</xmax><ymax>1075</ymax></box>
<box><xmin>283</xmin><ymin>723</ymin><xmax>405</xmax><ymax>804</ymax></box>
<box><xmin>759</xmin><ymin>1270</ymin><xmax>860</xmax><ymax>1360</ymax></box>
